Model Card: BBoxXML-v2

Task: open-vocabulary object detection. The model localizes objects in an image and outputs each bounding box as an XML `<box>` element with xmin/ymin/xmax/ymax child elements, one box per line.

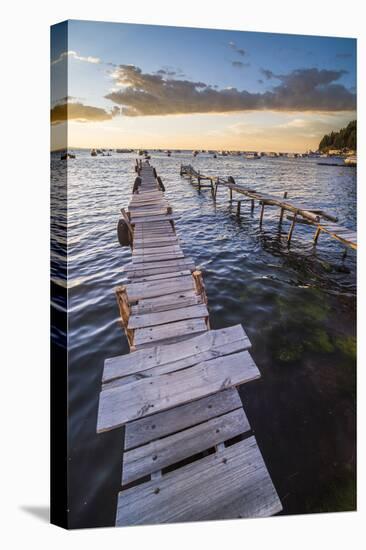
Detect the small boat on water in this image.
<box><xmin>317</xmin><ymin>157</ymin><xmax>345</xmax><ymax>167</ymax></box>
<box><xmin>61</xmin><ymin>152</ymin><xmax>75</xmax><ymax>160</ymax></box>
<box><xmin>91</xmin><ymin>149</ymin><xmax>97</xmax><ymax>156</ymax></box>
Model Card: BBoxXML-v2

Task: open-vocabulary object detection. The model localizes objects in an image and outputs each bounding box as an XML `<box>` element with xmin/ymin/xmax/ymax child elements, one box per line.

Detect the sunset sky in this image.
<box><xmin>51</xmin><ymin>20</ymin><xmax>356</xmax><ymax>152</ymax></box>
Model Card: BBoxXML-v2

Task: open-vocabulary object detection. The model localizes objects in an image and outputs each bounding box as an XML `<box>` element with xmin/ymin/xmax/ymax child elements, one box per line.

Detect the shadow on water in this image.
<box><xmin>55</xmin><ymin>151</ymin><xmax>356</xmax><ymax>528</ymax></box>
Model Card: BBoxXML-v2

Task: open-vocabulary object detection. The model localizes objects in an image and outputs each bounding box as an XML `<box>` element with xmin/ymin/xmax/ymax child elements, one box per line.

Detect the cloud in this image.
<box><xmin>155</xmin><ymin>66</ymin><xmax>185</xmax><ymax>78</ymax></box>
<box><xmin>51</xmin><ymin>50</ymin><xmax>101</xmax><ymax>66</ymax></box>
<box><xmin>229</xmin><ymin>41</ymin><xmax>246</xmax><ymax>56</ymax></box>
<box><xmin>51</xmin><ymin>101</ymin><xmax>118</xmax><ymax>125</ymax></box>
<box><xmin>231</xmin><ymin>61</ymin><xmax>250</xmax><ymax>69</ymax></box>
<box><xmin>261</xmin><ymin>69</ymin><xmax>275</xmax><ymax>79</ymax></box>
<box><xmin>104</xmin><ymin>64</ymin><xmax>356</xmax><ymax>116</ymax></box>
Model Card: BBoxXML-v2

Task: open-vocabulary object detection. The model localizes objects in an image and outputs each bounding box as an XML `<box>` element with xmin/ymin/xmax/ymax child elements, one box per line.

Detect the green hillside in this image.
<box><xmin>319</xmin><ymin>120</ymin><xmax>356</xmax><ymax>152</ymax></box>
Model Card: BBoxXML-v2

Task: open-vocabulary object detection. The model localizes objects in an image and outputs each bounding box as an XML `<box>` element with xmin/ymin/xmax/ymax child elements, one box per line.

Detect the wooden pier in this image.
<box><xmin>180</xmin><ymin>164</ymin><xmax>357</xmax><ymax>251</ymax></box>
<box><xmin>96</xmin><ymin>161</ymin><xmax>282</xmax><ymax>526</ymax></box>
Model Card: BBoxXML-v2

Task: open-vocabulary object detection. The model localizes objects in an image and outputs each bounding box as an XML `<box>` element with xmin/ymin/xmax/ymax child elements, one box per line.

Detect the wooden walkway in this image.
<box><xmin>180</xmin><ymin>164</ymin><xmax>357</xmax><ymax>251</ymax></box>
<box><xmin>96</xmin><ymin>161</ymin><xmax>282</xmax><ymax>526</ymax></box>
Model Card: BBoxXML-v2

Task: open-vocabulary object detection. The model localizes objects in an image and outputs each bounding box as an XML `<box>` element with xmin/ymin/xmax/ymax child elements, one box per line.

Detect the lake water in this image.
<box><xmin>51</xmin><ymin>150</ymin><xmax>356</xmax><ymax>528</ymax></box>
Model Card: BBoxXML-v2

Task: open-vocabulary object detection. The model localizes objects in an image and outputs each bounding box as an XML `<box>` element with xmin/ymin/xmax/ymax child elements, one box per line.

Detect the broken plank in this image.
<box><xmin>124</xmin><ymin>387</ymin><xmax>242</xmax><ymax>449</ymax></box>
<box><xmin>122</xmin><ymin>407</ymin><xmax>250</xmax><ymax>485</ymax></box>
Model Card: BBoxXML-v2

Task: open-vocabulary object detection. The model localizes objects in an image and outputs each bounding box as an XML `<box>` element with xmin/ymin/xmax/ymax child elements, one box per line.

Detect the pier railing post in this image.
<box><xmin>313</xmin><ymin>225</ymin><xmax>321</xmax><ymax>245</ymax></box>
<box><xmin>115</xmin><ymin>286</ymin><xmax>134</xmax><ymax>347</ymax></box>
<box><xmin>259</xmin><ymin>202</ymin><xmax>265</xmax><ymax>227</ymax></box>
<box><xmin>287</xmin><ymin>210</ymin><xmax>298</xmax><ymax>245</ymax></box>
<box><xmin>193</xmin><ymin>270</ymin><xmax>208</xmax><ymax>305</ymax></box>
<box><xmin>236</xmin><ymin>201</ymin><xmax>241</xmax><ymax>217</ymax></box>
<box><xmin>251</xmin><ymin>199</ymin><xmax>255</xmax><ymax>214</ymax></box>
<box><xmin>279</xmin><ymin>191</ymin><xmax>288</xmax><ymax>228</ymax></box>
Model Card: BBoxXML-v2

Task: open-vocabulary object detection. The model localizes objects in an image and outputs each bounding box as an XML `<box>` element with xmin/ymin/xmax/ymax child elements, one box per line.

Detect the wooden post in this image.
<box><xmin>193</xmin><ymin>270</ymin><xmax>208</xmax><ymax>305</ymax></box>
<box><xmin>198</xmin><ymin>172</ymin><xmax>201</xmax><ymax>192</ymax></box>
<box><xmin>229</xmin><ymin>188</ymin><xmax>233</xmax><ymax>203</ymax></box>
<box><xmin>214</xmin><ymin>178</ymin><xmax>219</xmax><ymax>201</ymax></box>
<box><xmin>115</xmin><ymin>286</ymin><xmax>134</xmax><ymax>347</ymax></box>
<box><xmin>259</xmin><ymin>202</ymin><xmax>265</xmax><ymax>227</ymax></box>
<box><xmin>193</xmin><ymin>270</ymin><xmax>210</xmax><ymax>329</ymax></box>
<box><xmin>313</xmin><ymin>226</ymin><xmax>321</xmax><ymax>245</ymax></box>
<box><xmin>287</xmin><ymin>211</ymin><xmax>298</xmax><ymax>245</ymax></box>
<box><xmin>251</xmin><ymin>199</ymin><xmax>255</xmax><ymax>214</ymax></box>
<box><xmin>279</xmin><ymin>191</ymin><xmax>288</xmax><ymax>228</ymax></box>
<box><xmin>236</xmin><ymin>201</ymin><xmax>241</xmax><ymax>217</ymax></box>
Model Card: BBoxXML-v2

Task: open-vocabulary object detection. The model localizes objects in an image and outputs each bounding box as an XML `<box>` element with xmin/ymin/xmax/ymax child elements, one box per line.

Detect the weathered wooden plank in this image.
<box><xmin>124</xmin><ymin>258</ymin><xmax>196</xmax><ymax>273</ymax></box>
<box><xmin>103</xmin><ymin>336</ymin><xmax>252</xmax><ymax>389</ymax></box>
<box><xmin>134</xmin><ymin>228</ymin><xmax>176</xmax><ymax>236</ymax></box>
<box><xmin>122</xmin><ymin>407</ymin><xmax>250</xmax><ymax>484</ymax></box>
<box><xmin>125</xmin><ymin>260</ymin><xmax>195</xmax><ymax>273</ymax></box>
<box><xmin>130</xmin><ymin>209</ymin><xmax>168</xmax><ymax>217</ymax></box>
<box><xmin>126</xmin><ymin>270</ymin><xmax>192</xmax><ymax>283</ymax></box>
<box><xmin>116</xmin><ymin>436</ymin><xmax>282</xmax><ymax>525</ymax></box>
<box><xmin>134</xmin><ymin>230</ymin><xmax>176</xmax><ymax>239</ymax></box>
<box><xmin>130</xmin><ymin>290</ymin><xmax>202</xmax><ymax>314</ymax></box>
<box><xmin>133</xmin><ymin>231</ymin><xmax>176</xmax><ymax>239</ymax></box>
<box><xmin>133</xmin><ymin>245</ymin><xmax>182</xmax><ymax>256</ymax></box>
<box><xmin>134</xmin><ymin>317</ymin><xmax>208</xmax><ymax>346</ymax></box>
<box><xmin>132</xmin><ymin>252</ymin><xmax>185</xmax><ymax>264</ymax></box>
<box><xmin>124</xmin><ymin>388</ymin><xmax>242</xmax><ymax>449</ymax></box>
<box><xmin>128</xmin><ymin>304</ymin><xmax>209</xmax><ymax>330</ymax></box>
<box><xmin>126</xmin><ymin>265</ymin><xmax>195</xmax><ymax>280</ymax></box>
<box><xmin>103</xmin><ymin>324</ymin><xmax>251</xmax><ymax>382</ymax></box>
<box><xmin>131</xmin><ymin>216</ymin><xmax>174</xmax><ymax>224</ymax></box>
<box><xmin>133</xmin><ymin>237</ymin><xmax>179</xmax><ymax>247</ymax></box>
<box><xmin>125</xmin><ymin>276</ymin><xmax>194</xmax><ymax>302</ymax></box>
<box><xmin>97</xmin><ymin>350</ymin><xmax>259</xmax><ymax>431</ymax></box>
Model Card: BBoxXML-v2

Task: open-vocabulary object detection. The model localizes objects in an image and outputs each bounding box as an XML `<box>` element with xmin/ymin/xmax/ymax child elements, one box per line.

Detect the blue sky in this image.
<box><xmin>51</xmin><ymin>20</ymin><xmax>356</xmax><ymax>151</ymax></box>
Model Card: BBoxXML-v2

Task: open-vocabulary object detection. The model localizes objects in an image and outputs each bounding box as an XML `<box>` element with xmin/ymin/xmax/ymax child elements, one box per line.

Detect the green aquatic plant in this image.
<box><xmin>335</xmin><ymin>336</ymin><xmax>356</xmax><ymax>360</ymax></box>
<box><xmin>305</xmin><ymin>328</ymin><xmax>335</xmax><ymax>354</ymax></box>
<box><xmin>275</xmin><ymin>341</ymin><xmax>304</xmax><ymax>363</ymax></box>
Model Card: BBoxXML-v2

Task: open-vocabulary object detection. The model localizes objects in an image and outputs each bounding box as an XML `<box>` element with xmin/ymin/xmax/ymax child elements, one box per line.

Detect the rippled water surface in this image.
<box><xmin>52</xmin><ymin>150</ymin><xmax>356</xmax><ymax>528</ymax></box>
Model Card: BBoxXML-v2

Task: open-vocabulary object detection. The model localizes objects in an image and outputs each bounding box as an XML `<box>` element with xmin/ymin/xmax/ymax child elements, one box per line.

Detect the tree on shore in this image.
<box><xmin>319</xmin><ymin>120</ymin><xmax>356</xmax><ymax>152</ymax></box>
